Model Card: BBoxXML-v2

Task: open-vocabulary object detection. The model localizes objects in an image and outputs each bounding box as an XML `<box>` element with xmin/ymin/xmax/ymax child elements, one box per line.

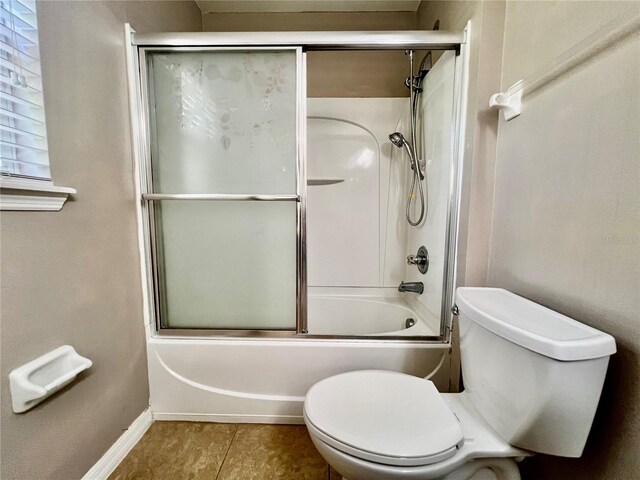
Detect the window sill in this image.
<box><xmin>0</xmin><ymin>177</ymin><xmax>76</xmax><ymax>211</ymax></box>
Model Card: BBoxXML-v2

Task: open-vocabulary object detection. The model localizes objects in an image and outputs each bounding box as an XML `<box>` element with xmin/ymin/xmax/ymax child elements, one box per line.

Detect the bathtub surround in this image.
<box><xmin>306</xmin><ymin>98</ymin><xmax>408</xmax><ymax>289</ymax></box>
<box><xmin>306</xmin><ymin>58</ymin><xmax>459</xmax><ymax>329</ymax></box>
<box><xmin>402</xmin><ymin>50</ymin><xmax>457</xmax><ymax>325</ymax></box>
<box><xmin>0</xmin><ymin>2</ymin><xmax>201</xmax><ymax>480</ymax></box>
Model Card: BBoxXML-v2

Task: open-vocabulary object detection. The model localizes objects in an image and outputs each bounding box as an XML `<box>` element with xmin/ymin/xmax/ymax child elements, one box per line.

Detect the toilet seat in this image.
<box><xmin>303</xmin><ymin>370</ymin><xmax>464</xmax><ymax>467</ymax></box>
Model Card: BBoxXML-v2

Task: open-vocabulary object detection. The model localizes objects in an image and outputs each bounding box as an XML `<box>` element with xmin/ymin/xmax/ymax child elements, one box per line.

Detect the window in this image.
<box><xmin>0</xmin><ymin>0</ymin><xmax>49</xmax><ymax>180</ymax></box>
<box><xmin>0</xmin><ymin>0</ymin><xmax>74</xmax><ymax>211</ymax></box>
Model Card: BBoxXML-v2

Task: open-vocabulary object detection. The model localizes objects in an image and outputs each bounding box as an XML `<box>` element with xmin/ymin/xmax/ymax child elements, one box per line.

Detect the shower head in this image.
<box><xmin>389</xmin><ymin>132</ymin><xmax>407</xmax><ymax>148</ymax></box>
<box><xmin>389</xmin><ymin>131</ymin><xmax>424</xmax><ymax>181</ymax></box>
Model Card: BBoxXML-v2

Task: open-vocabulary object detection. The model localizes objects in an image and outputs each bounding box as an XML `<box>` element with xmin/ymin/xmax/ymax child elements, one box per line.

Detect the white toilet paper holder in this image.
<box><xmin>9</xmin><ymin>345</ymin><xmax>92</xmax><ymax>413</ymax></box>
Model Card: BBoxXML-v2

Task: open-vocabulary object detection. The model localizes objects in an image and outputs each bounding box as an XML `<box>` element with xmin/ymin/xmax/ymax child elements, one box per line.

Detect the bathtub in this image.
<box><xmin>307</xmin><ymin>292</ymin><xmax>439</xmax><ymax>337</ymax></box>
<box><xmin>148</xmin><ymin>291</ymin><xmax>449</xmax><ymax>424</ymax></box>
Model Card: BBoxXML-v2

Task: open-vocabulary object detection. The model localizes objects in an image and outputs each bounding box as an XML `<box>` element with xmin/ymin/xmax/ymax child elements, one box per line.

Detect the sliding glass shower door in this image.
<box><xmin>141</xmin><ymin>48</ymin><xmax>305</xmax><ymax>332</ymax></box>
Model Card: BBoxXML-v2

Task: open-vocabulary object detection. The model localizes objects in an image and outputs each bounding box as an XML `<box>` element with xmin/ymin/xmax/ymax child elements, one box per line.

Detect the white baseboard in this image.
<box><xmin>82</xmin><ymin>407</ymin><xmax>153</xmax><ymax>480</ymax></box>
<box><xmin>153</xmin><ymin>412</ymin><xmax>304</xmax><ymax>425</ymax></box>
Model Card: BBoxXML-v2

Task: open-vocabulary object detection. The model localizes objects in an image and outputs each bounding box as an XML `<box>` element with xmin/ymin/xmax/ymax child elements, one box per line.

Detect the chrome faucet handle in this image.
<box><xmin>407</xmin><ymin>246</ymin><xmax>429</xmax><ymax>274</ymax></box>
<box><xmin>407</xmin><ymin>254</ymin><xmax>424</xmax><ymax>265</ymax></box>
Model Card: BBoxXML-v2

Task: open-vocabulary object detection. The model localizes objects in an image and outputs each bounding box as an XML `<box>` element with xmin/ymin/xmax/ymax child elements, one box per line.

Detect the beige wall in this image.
<box><xmin>420</xmin><ymin>1</ymin><xmax>639</xmax><ymax>477</ymax></box>
<box><xmin>203</xmin><ymin>12</ymin><xmax>417</xmax><ymax>97</ymax></box>
<box><xmin>0</xmin><ymin>2</ymin><xmax>201</xmax><ymax>479</ymax></box>
<box><xmin>417</xmin><ymin>1</ymin><xmax>506</xmax><ymax>288</ymax></box>
<box><xmin>202</xmin><ymin>11</ymin><xmax>417</xmax><ymax>31</ymax></box>
<box><xmin>488</xmin><ymin>2</ymin><xmax>640</xmax><ymax>478</ymax></box>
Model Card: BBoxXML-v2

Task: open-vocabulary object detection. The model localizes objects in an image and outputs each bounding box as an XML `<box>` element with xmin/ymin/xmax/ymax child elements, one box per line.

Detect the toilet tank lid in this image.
<box><xmin>455</xmin><ymin>288</ymin><xmax>616</xmax><ymax>361</ymax></box>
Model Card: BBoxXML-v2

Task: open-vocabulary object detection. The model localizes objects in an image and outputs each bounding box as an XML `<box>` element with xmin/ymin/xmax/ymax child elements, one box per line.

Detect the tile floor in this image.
<box><xmin>109</xmin><ymin>422</ymin><xmax>342</xmax><ymax>480</ymax></box>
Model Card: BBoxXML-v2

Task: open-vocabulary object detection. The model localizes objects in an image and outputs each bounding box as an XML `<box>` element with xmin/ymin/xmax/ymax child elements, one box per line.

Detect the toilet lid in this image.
<box><xmin>304</xmin><ymin>370</ymin><xmax>464</xmax><ymax>467</ymax></box>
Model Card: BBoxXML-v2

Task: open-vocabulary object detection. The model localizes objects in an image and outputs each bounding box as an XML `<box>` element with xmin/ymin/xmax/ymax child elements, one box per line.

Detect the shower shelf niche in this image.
<box><xmin>9</xmin><ymin>345</ymin><xmax>92</xmax><ymax>413</ymax></box>
<box><xmin>307</xmin><ymin>178</ymin><xmax>344</xmax><ymax>186</ymax></box>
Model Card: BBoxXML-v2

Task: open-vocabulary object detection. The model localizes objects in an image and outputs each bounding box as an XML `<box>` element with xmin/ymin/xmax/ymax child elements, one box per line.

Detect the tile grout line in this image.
<box><xmin>214</xmin><ymin>424</ymin><xmax>240</xmax><ymax>480</ymax></box>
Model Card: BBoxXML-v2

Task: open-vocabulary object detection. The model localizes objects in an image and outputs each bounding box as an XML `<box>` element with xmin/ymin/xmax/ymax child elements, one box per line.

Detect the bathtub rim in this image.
<box><xmin>149</xmin><ymin>335</ymin><xmax>452</xmax><ymax>347</ymax></box>
<box><xmin>152</xmin><ymin>329</ymin><xmax>448</xmax><ymax>343</ymax></box>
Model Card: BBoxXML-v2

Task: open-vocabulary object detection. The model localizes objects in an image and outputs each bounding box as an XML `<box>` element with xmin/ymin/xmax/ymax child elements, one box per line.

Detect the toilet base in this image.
<box><xmin>312</xmin><ymin>435</ymin><xmax>521</xmax><ymax>480</ymax></box>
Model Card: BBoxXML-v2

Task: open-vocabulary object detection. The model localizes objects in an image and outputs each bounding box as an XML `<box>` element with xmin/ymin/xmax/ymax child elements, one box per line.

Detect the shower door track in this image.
<box><xmin>128</xmin><ymin>26</ymin><xmax>469</xmax><ymax>343</ymax></box>
<box><xmin>131</xmin><ymin>30</ymin><xmax>465</xmax><ymax>50</ymax></box>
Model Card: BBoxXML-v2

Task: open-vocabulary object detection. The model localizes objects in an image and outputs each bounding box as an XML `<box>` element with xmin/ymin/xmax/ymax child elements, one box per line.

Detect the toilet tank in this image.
<box><xmin>455</xmin><ymin>288</ymin><xmax>616</xmax><ymax>458</ymax></box>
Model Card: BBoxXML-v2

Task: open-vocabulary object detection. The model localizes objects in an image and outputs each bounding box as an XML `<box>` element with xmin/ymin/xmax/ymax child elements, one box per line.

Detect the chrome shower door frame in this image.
<box><xmin>137</xmin><ymin>46</ymin><xmax>307</xmax><ymax>336</ymax></box>
<box><xmin>128</xmin><ymin>29</ymin><xmax>469</xmax><ymax>342</ymax></box>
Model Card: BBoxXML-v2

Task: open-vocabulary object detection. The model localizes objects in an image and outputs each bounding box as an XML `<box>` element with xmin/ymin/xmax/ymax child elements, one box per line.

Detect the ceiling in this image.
<box><xmin>196</xmin><ymin>1</ymin><xmax>422</xmax><ymax>13</ymax></box>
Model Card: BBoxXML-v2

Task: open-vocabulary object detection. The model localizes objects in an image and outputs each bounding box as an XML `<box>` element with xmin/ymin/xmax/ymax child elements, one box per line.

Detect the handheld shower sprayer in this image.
<box><xmin>388</xmin><ymin>132</ymin><xmax>423</xmax><ymax>181</ymax></box>
<box><xmin>389</xmin><ymin>49</ymin><xmax>431</xmax><ymax>227</ymax></box>
<box><xmin>388</xmin><ymin>131</ymin><xmax>406</xmax><ymax>148</ymax></box>
<box><xmin>389</xmin><ymin>131</ymin><xmax>425</xmax><ymax>226</ymax></box>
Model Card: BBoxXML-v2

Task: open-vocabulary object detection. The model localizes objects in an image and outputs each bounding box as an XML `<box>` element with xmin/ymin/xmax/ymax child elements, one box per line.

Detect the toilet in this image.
<box><xmin>304</xmin><ymin>287</ymin><xmax>616</xmax><ymax>480</ymax></box>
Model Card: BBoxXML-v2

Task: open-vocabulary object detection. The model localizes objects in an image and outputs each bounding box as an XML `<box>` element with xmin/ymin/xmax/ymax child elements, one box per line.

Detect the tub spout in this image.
<box><xmin>398</xmin><ymin>282</ymin><xmax>424</xmax><ymax>294</ymax></box>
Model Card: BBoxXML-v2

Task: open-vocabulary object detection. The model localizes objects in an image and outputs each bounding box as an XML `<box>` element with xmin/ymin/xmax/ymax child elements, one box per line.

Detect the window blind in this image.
<box><xmin>0</xmin><ymin>0</ymin><xmax>50</xmax><ymax>180</ymax></box>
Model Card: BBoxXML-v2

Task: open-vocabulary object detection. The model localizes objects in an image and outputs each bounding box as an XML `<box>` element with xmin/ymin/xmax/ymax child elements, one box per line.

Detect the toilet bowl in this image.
<box><xmin>304</xmin><ymin>288</ymin><xmax>616</xmax><ymax>480</ymax></box>
<box><xmin>304</xmin><ymin>370</ymin><xmax>529</xmax><ymax>480</ymax></box>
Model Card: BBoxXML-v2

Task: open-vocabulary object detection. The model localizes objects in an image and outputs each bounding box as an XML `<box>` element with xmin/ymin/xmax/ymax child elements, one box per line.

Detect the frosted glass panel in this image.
<box><xmin>148</xmin><ymin>50</ymin><xmax>297</xmax><ymax>194</ymax></box>
<box><xmin>155</xmin><ymin>201</ymin><xmax>297</xmax><ymax>329</ymax></box>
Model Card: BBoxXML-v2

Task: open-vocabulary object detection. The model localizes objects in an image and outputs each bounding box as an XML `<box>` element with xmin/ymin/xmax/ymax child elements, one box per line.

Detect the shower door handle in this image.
<box><xmin>143</xmin><ymin>193</ymin><xmax>300</xmax><ymax>202</ymax></box>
